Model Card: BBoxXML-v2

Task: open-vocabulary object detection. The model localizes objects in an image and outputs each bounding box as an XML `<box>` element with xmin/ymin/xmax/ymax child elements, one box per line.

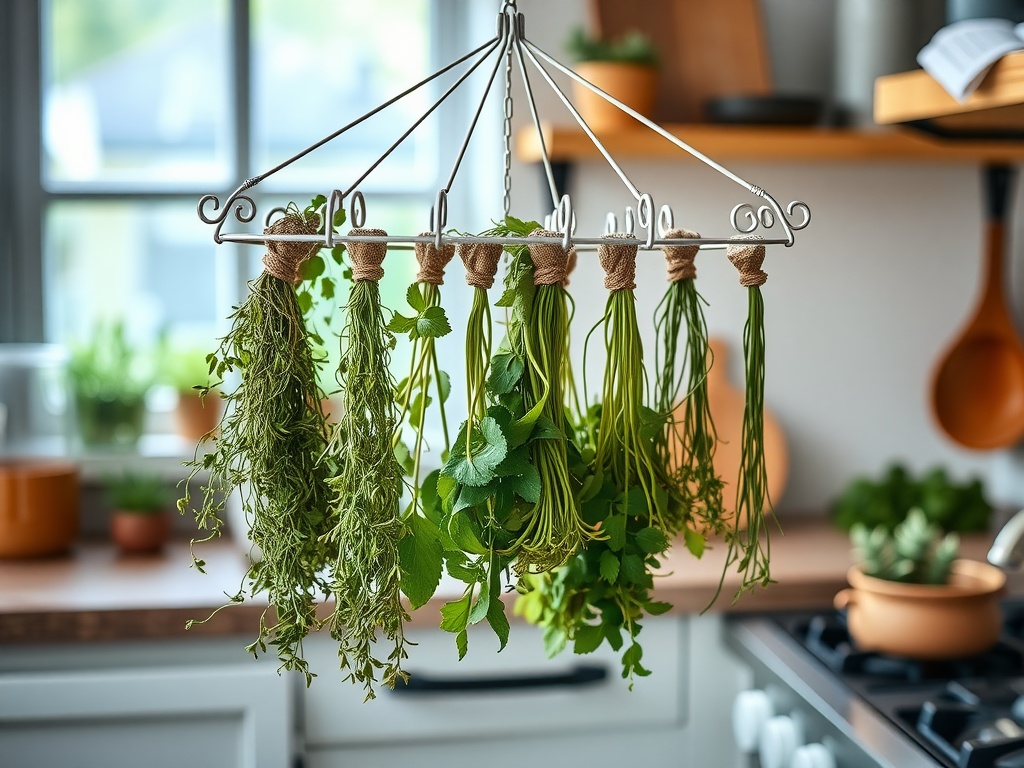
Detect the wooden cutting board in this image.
<box><xmin>670</xmin><ymin>336</ymin><xmax>788</xmax><ymax>530</ymax></box>
<box><xmin>589</xmin><ymin>0</ymin><xmax>771</xmax><ymax>123</ymax></box>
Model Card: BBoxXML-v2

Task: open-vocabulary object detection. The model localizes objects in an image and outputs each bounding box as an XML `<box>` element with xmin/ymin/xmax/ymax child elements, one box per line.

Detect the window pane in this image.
<box><xmin>45</xmin><ymin>201</ymin><xmax>234</xmax><ymax>349</ymax></box>
<box><xmin>43</xmin><ymin>0</ymin><xmax>231</xmax><ymax>184</ymax></box>
<box><xmin>252</xmin><ymin>0</ymin><xmax>437</xmax><ymax>191</ymax></box>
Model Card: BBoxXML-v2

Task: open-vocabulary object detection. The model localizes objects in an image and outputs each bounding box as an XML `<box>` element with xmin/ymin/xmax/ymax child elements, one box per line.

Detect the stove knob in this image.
<box><xmin>733</xmin><ymin>689</ymin><xmax>774</xmax><ymax>752</ymax></box>
<box><xmin>760</xmin><ymin>715</ymin><xmax>801</xmax><ymax>768</ymax></box>
<box><xmin>791</xmin><ymin>743</ymin><xmax>837</xmax><ymax>768</ymax></box>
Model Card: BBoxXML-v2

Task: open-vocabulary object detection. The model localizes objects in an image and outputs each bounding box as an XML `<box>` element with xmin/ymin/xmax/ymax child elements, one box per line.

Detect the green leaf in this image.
<box><xmin>406</xmin><ymin>283</ymin><xmax>426</xmax><ymax>313</ymax></box>
<box><xmin>446</xmin><ymin>558</ymin><xmax>480</xmax><ymax>584</ymax></box>
<box><xmin>399</xmin><ymin>512</ymin><xmax>444</xmax><ymax>609</ymax></box>
<box><xmin>330</xmin><ymin>245</ymin><xmax>346</xmax><ymax>265</ymax></box>
<box><xmin>508</xmin><ymin>463</ymin><xmax>541</xmax><ymax>503</ymax></box>
<box><xmin>436</xmin><ymin>370</ymin><xmax>451</xmax><ymax>404</ymax></box>
<box><xmin>452</xmin><ymin>483</ymin><xmax>494</xmax><ymax>515</ymax></box>
<box><xmin>636</xmin><ymin>527</ymin><xmax>670</xmax><ymax>555</ymax></box>
<box><xmin>543</xmin><ymin>625</ymin><xmax>568</xmax><ymax>658</ymax></box>
<box><xmin>599</xmin><ymin>550</ymin><xmax>620</xmax><ymax>584</ymax></box>
<box><xmin>448</xmin><ymin>514</ymin><xmax>489</xmax><ymax>556</ymax></box>
<box><xmin>386</xmin><ymin>313</ymin><xmax>417</xmax><ymax>334</ymax></box>
<box><xmin>436</xmin><ymin>472</ymin><xmax>458</xmax><ymax>511</ymax></box>
<box><xmin>620</xmin><ymin>553</ymin><xmax>647</xmax><ymax>586</ymax></box>
<box><xmin>320</xmin><ymin>279</ymin><xmax>335</xmax><ymax>301</ymax></box>
<box><xmin>417</xmin><ymin>305</ymin><xmax>451</xmax><ymax>338</ymax></box>
<box><xmin>487</xmin><ymin>565</ymin><xmax>510</xmax><ymax>651</ymax></box>
<box><xmin>684</xmin><ymin>528</ymin><xmax>706</xmax><ymax>558</ymax></box>
<box><xmin>394</xmin><ymin>441</ymin><xmax>414</xmax><ymax>477</ymax></box>
<box><xmin>300</xmin><ymin>254</ymin><xmax>325</xmax><ymax>282</ymax></box>
<box><xmin>603</xmin><ymin>512</ymin><xmax>627</xmax><ymax>552</ymax></box>
<box><xmin>494</xmin><ymin>287</ymin><xmax>518</xmax><ymax>308</ymax></box>
<box><xmin>528</xmin><ymin>414</ymin><xmax>563</xmax><ymax>443</ymax></box>
<box><xmin>494</xmin><ymin>446</ymin><xmax>531</xmax><ymax>478</ymax></box>
<box><xmin>420</xmin><ymin>470</ymin><xmax>442</xmax><ymax>524</ymax></box>
<box><xmin>573</xmin><ymin>624</ymin><xmax>604</xmax><ymax>655</ymax></box>
<box><xmin>487</xmin><ymin>353</ymin><xmax>524</xmax><ymax>395</ymax></box>
<box><xmin>455</xmin><ymin>629</ymin><xmax>469</xmax><ymax>661</ymax></box>
<box><xmin>408</xmin><ymin>391</ymin><xmax>433</xmax><ymax>432</ymax></box>
<box><xmin>297</xmin><ymin>290</ymin><xmax>313</xmax><ymax>314</ymax></box>
<box><xmin>332</xmin><ymin>207</ymin><xmax>346</xmax><ymax>229</ymax></box>
<box><xmin>622</xmin><ymin>642</ymin><xmax>650</xmax><ymax>678</ymax></box>
<box><xmin>440</xmin><ymin>592</ymin><xmax>472</xmax><ymax>634</ymax></box>
<box><xmin>468</xmin><ymin>584</ymin><xmax>490</xmax><ymax>625</ymax></box>
<box><xmin>444</xmin><ymin>416</ymin><xmax>508</xmax><ymax>487</ymax></box>
<box><xmin>646</xmin><ymin>600</ymin><xmax>673</xmax><ymax>616</ymax></box>
<box><xmin>508</xmin><ymin>399</ymin><xmax>544</xmax><ymax>447</ymax></box>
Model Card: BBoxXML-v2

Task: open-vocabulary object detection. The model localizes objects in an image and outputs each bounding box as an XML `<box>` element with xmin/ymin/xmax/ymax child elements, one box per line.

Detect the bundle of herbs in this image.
<box><xmin>180</xmin><ymin>206</ymin><xmax>333</xmax><ymax>685</ymax></box>
<box><xmin>723</xmin><ymin>237</ymin><xmax>773</xmax><ymax>595</ymax></box>
<box><xmin>517</xmin><ymin>233</ymin><xmax>699</xmax><ymax>682</ymax></box>
<box><xmin>653</xmin><ymin>229</ymin><xmax>725</xmax><ymax>534</ymax></box>
<box><xmin>323</xmin><ymin>230</ymin><xmax>407</xmax><ymax>699</ymax></box>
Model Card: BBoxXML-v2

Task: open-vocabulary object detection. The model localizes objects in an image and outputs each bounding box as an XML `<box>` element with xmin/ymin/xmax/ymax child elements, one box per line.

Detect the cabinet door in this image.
<box><xmin>0</xmin><ymin>664</ymin><xmax>292</xmax><ymax>768</ymax></box>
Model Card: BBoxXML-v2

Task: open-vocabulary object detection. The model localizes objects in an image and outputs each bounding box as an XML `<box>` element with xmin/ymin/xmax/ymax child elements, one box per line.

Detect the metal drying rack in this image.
<box><xmin>197</xmin><ymin>0</ymin><xmax>811</xmax><ymax>253</ymax></box>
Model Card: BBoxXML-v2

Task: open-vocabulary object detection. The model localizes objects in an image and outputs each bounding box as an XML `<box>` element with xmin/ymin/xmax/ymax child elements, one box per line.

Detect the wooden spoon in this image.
<box><xmin>932</xmin><ymin>165</ymin><xmax>1024</xmax><ymax>450</ymax></box>
<box><xmin>670</xmin><ymin>336</ymin><xmax>788</xmax><ymax>531</ymax></box>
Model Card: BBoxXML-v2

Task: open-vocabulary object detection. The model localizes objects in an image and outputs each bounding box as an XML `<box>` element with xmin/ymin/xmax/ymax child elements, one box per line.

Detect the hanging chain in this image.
<box><xmin>502</xmin><ymin>29</ymin><xmax>514</xmax><ymax>218</ymax></box>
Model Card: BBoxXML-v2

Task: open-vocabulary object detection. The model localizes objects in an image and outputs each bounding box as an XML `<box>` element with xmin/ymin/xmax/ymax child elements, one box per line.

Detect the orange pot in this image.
<box><xmin>834</xmin><ymin>560</ymin><xmax>1006</xmax><ymax>659</ymax></box>
<box><xmin>572</xmin><ymin>62</ymin><xmax>658</xmax><ymax>132</ymax></box>
<box><xmin>0</xmin><ymin>460</ymin><xmax>79</xmax><ymax>558</ymax></box>
<box><xmin>174</xmin><ymin>391</ymin><xmax>222</xmax><ymax>443</ymax></box>
<box><xmin>110</xmin><ymin>511</ymin><xmax>170</xmax><ymax>555</ymax></box>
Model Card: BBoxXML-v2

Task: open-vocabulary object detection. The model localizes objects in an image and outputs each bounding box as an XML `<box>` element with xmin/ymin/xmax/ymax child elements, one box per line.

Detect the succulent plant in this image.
<box><xmin>851</xmin><ymin>508</ymin><xmax>959</xmax><ymax>585</ymax></box>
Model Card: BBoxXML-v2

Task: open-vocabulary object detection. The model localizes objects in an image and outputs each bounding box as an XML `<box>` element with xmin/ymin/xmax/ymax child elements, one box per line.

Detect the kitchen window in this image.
<box><xmin>0</xmin><ymin>0</ymin><xmax>495</xmax><ymax>349</ymax></box>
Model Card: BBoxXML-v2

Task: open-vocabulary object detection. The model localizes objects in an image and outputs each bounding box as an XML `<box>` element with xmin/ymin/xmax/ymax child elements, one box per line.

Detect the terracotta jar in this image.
<box><xmin>110</xmin><ymin>511</ymin><xmax>170</xmax><ymax>555</ymax></box>
<box><xmin>834</xmin><ymin>559</ymin><xmax>1006</xmax><ymax>659</ymax></box>
<box><xmin>0</xmin><ymin>460</ymin><xmax>79</xmax><ymax>558</ymax></box>
<box><xmin>572</xmin><ymin>62</ymin><xmax>658</xmax><ymax>132</ymax></box>
<box><xmin>174</xmin><ymin>391</ymin><xmax>222</xmax><ymax>443</ymax></box>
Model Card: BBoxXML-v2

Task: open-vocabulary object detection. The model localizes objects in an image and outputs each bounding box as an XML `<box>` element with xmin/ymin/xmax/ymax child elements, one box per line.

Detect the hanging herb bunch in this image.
<box><xmin>323</xmin><ymin>229</ymin><xmax>408</xmax><ymax>700</ymax></box>
<box><xmin>517</xmin><ymin>233</ymin><xmax>699</xmax><ymax>682</ymax></box>
<box><xmin>180</xmin><ymin>204</ymin><xmax>334</xmax><ymax>685</ymax></box>
<box><xmin>653</xmin><ymin>228</ymin><xmax>726</xmax><ymax>535</ymax></box>
<box><xmin>724</xmin><ymin>236</ymin><xmax>773</xmax><ymax>595</ymax></box>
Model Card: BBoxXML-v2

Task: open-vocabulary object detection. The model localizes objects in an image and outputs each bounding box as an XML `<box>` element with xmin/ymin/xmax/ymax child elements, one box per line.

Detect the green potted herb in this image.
<box><xmin>106</xmin><ymin>472</ymin><xmax>172</xmax><ymax>554</ymax></box>
<box><xmin>161</xmin><ymin>342</ymin><xmax>222</xmax><ymax>443</ymax></box>
<box><xmin>68</xmin><ymin>320</ymin><xmax>154</xmax><ymax>448</ymax></box>
<box><xmin>836</xmin><ymin>509</ymin><xmax>1006</xmax><ymax>659</ymax></box>
<box><xmin>565</xmin><ymin>26</ymin><xmax>660</xmax><ymax>132</ymax></box>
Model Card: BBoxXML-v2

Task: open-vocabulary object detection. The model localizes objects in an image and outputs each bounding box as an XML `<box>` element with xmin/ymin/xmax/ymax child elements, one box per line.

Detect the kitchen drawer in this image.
<box><xmin>302</xmin><ymin>615</ymin><xmax>687</xmax><ymax>747</ymax></box>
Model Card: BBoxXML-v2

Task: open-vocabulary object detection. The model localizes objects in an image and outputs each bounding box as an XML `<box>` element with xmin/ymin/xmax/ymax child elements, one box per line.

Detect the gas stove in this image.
<box><xmin>726</xmin><ymin>600</ymin><xmax>1024</xmax><ymax>768</ymax></box>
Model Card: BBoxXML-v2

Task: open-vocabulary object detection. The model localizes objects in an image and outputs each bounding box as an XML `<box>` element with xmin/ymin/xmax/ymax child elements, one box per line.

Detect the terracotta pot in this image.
<box><xmin>110</xmin><ymin>511</ymin><xmax>170</xmax><ymax>555</ymax></box>
<box><xmin>0</xmin><ymin>460</ymin><xmax>79</xmax><ymax>558</ymax></box>
<box><xmin>174</xmin><ymin>391</ymin><xmax>222</xmax><ymax>443</ymax></box>
<box><xmin>572</xmin><ymin>62</ymin><xmax>658</xmax><ymax>132</ymax></box>
<box><xmin>834</xmin><ymin>559</ymin><xmax>1006</xmax><ymax>659</ymax></box>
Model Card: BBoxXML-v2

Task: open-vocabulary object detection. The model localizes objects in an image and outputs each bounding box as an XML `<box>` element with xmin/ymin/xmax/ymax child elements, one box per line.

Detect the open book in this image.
<box><xmin>918</xmin><ymin>18</ymin><xmax>1024</xmax><ymax>102</ymax></box>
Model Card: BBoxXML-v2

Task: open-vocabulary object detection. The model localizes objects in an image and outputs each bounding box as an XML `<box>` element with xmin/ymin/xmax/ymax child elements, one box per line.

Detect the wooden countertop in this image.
<box><xmin>0</xmin><ymin>517</ymin><xmax>1016</xmax><ymax>645</ymax></box>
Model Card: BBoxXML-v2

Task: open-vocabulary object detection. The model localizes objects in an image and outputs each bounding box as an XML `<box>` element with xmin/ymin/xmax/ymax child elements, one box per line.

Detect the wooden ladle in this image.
<box><xmin>932</xmin><ymin>165</ymin><xmax>1024</xmax><ymax>450</ymax></box>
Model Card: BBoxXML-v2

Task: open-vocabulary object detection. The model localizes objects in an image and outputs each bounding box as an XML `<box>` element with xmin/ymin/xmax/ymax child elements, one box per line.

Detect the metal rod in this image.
<box><xmin>219</xmin><ymin>232</ymin><xmax>788</xmax><ymax>248</ymax></box>
<box><xmin>512</xmin><ymin>17</ymin><xmax>559</xmax><ymax>211</ymax></box>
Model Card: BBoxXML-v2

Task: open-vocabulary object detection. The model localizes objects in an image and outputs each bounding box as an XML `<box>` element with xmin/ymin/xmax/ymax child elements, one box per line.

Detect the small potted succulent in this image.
<box><xmin>836</xmin><ymin>509</ymin><xmax>1006</xmax><ymax>659</ymax></box>
<box><xmin>106</xmin><ymin>472</ymin><xmax>172</xmax><ymax>555</ymax></box>
<box><xmin>162</xmin><ymin>343</ymin><xmax>222</xmax><ymax>443</ymax></box>
<box><xmin>68</xmin><ymin>321</ymin><xmax>154</xmax><ymax>449</ymax></box>
<box><xmin>565</xmin><ymin>26</ymin><xmax>660</xmax><ymax>132</ymax></box>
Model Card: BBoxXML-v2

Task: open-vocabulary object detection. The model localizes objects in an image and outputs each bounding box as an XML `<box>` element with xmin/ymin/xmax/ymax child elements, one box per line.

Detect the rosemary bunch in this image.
<box><xmin>181</xmin><ymin>209</ymin><xmax>332</xmax><ymax>685</ymax></box>
<box><xmin>654</xmin><ymin>229</ymin><xmax>725</xmax><ymax>535</ymax></box>
<box><xmin>323</xmin><ymin>231</ymin><xmax>407</xmax><ymax>700</ymax></box>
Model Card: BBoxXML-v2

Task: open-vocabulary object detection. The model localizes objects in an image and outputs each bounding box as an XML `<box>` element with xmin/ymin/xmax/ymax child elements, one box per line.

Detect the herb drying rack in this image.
<box><xmin>197</xmin><ymin>0</ymin><xmax>811</xmax><ymax>253</ymax></box>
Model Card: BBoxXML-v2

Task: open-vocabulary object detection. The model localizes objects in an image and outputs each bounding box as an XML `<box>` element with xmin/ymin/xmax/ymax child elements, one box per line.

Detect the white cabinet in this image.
<box><xmin>0</xmin><ymin>640</ymin><xmax>293</xmax><ymax>768</ymax></box>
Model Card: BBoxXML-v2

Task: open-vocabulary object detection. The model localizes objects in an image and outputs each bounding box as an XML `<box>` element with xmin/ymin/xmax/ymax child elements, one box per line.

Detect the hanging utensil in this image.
<box><xmin>931</xmin><ymin>164</ymin><xmax>1024</xmax><ymax>450</ymax></box>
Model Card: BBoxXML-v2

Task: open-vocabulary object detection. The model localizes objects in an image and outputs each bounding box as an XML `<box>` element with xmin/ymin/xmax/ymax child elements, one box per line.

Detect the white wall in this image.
<box><xmin>499</xmin><ymin>0</ymin><xmax>1024</xmax><ymax>513</ymax></box>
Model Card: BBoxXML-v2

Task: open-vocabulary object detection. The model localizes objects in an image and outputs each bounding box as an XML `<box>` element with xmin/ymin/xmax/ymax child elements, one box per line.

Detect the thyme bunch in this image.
<box><xmin>323</xmin><ymin>232</ymin><xmax>407</xmax><ymax>700</ymax></box>
<box><xmin>181</xmin><ymin>208</ymin><xmax>332</xmax><ymax>685</ymax></box>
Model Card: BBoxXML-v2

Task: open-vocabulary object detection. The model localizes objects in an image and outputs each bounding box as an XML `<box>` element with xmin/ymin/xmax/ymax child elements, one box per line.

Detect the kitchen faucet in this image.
<box><xmin>989</xmin><ymin>509</ymin><xmax>1024</xmax><ymax>568</ymax></box>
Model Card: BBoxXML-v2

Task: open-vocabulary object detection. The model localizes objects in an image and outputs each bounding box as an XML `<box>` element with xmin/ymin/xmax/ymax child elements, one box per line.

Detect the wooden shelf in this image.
<box><xmin>515</xmin><ymin>122</ymin><xmax>1024</xmax><ymax>164</ymax></box>
<box><xmin>875</xmin><ymin>51</ymin><xmax>1024</xmax><ymax>130</ymax></box>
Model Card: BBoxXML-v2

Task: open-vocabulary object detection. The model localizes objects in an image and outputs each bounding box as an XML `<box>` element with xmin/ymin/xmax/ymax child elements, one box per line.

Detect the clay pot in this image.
<box><xmin>572</xmin><ymin>62</ymin><xmax>658</xmax><ymax>132</ymax></box>
<box><xmin>110</xmin><ymin>511</ymin><xmax>170</xmax><ymax>555</ymax></box>
<box><xmin>174</xmin><ymin>391</ymin><xmax>222</xmax><ymax>443</ymax></box>
<box><xmin>834</xmin><ymin>559</ymin><xmax>1006</xmax><ymax>659</ymax></box>
<box><xmin>0</xmin><ymin>460</ymin><xmax>79</xmax><ymax>558</ymax></box>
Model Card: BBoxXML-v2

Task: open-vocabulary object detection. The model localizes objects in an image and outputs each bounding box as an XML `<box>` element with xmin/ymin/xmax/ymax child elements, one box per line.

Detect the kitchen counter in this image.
<box><xmin>0</xmin><ymin>516</ymin><xmax>1017</xmax><ymax>645</ymax></box>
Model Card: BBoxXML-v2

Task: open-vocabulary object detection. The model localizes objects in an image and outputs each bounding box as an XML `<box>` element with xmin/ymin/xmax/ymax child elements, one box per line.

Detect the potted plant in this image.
<box><xmin>835</xmin><ymin>509</ymin><xmax>1006</xmax><ymax>659</ymax></box>
<box><xmin>106</xmin><ymin>472</ymin><xmax>172</xmax><ymax>555</ymax></box>
<box><xmin>162</xmin><ymin>343</ymin><xmax>222</xmax><ymax>443</ymax></box>
<box><xmin>565</xmin><ymin>26</ymin><xmax>660</xmax><ymax>132</ymax></box>
<box><xmin>68</xmin><ymin>321</ymin><xmax>154</xmax><ymax>449</ymax></box>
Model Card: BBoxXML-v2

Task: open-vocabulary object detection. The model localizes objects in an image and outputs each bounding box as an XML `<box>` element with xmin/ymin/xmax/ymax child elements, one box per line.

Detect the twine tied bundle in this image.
<box><xmin>727</xmin><ymin>237</ymin><xmax>768</xmax><ymax>287</ymax></box>
<box><xmin>348</xmin><ymin>229</ymin><xmax>389</xmax><ymax>283</ymax></box>
<box><xmin>262</xmin><ymin>213</ymin><xmax>321</xmax><ymax>285</ymax></box>
<box><xmin>598</xmin><ymin>233</ymin><xmax>637</xmax><ymax>291</ymax></box>
<box><xmin>527</xmin><ymin>229</ymin><xmax>570</xmax><ymax>286</ymax></box>
<box><xmin>459</xmin><ymin>242</ymin><xmax>503</xmax><ymax>289</ymax></box>
<box><xmin>663</xmin><ymin>228</ymin><xmax>700</xmax><ymax>283</ymax></box>
<box><xmin>415</xmin><ymin>233</ymin><xmax>456</xmax><ymax>285</ymax></box>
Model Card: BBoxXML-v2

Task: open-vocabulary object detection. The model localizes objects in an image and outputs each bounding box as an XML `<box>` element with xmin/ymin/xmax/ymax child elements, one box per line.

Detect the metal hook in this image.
<box><xmin>350</xmin><ymin>190</ymin><xmax>366</xmax><ymax>229</ymax></box>
<box><xmin>263</xmin><ymin>206</ymin><xmax>288</xmax><ymax>229</ymax></box>
<box><xmin>604</xmin><ymin>212</ymin><xmax>618</xmax><ymax>235</ymax></box>
<box><xmin>624</xmin><ymin>207</ymin><xmax>635</xmax><ymax>235</ymax></box>
<box><xmin>324</xmin><ymin>190</ymin><xmax>344</xmax><ymax>247</ymax></box>
<box><xmin>657</xmin><ymin>204</ymin><xmax>675</xmax><ymax>238</ymax></box>
<box><xmin>556</xmin><ymin>194</ymin><xmax>575</xmax><ymax>250</ymax></box>
<box><xmin>431</xmin><ymin>189</ymin><xmax>448</xmax><ymax>249</ymax></box>
<box><xmin>637</xmin><ymin>193</ymin><xmax>655</xmax><ymax>249</ymax></box>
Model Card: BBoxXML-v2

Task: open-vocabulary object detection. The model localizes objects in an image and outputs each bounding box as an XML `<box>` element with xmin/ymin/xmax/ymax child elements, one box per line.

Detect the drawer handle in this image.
<box><xmin>391</xmin><ymin>663</ymin><xmax>608</xmax><ymax>694</ymax></box>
